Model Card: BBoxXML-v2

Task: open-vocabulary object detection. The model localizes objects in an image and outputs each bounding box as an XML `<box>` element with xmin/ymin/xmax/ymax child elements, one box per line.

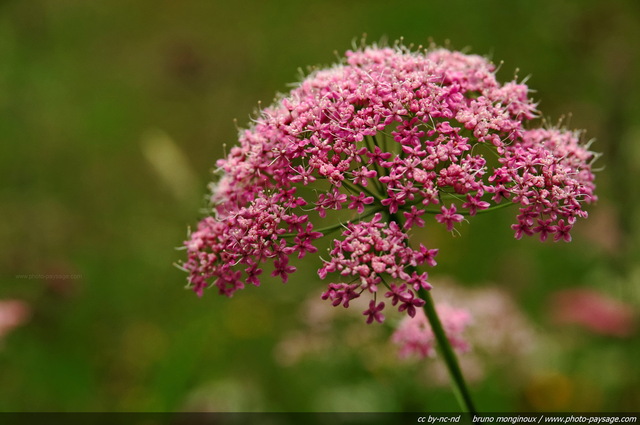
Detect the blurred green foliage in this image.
<box><xmin>1</xmin><ymin>0</ymin><xmax>639</xmax><ymax>413</ymax></box>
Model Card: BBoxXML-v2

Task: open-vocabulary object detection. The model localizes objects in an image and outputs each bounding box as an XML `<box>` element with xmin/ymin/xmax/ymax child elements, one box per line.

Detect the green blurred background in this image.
<box><xmin>1</xmin><ymin>0</ymin><xmax>639</xmax><ymax>413</ymax></box>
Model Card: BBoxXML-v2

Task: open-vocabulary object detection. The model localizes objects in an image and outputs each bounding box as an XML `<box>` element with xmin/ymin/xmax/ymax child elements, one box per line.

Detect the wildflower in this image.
<box><xmin>182</xmin><ymin>44</ymin><xmax>597</xmax><ymax>323</ymax></box>
<box><xmin>363</xmin><ymin>300</ymin><xmax>386</xmax><ymax>324</ymax></box>
<box><xmin>435</xmin><ymin>204</ymin><xmax>465</xmax><ymax>231</ymax></box>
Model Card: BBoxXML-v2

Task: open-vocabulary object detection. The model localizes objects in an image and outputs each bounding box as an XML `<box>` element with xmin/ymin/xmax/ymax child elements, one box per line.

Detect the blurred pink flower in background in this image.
<box><xmin>392</xmin><ymin>304</ymin><xmax>471</xmax><ymax>359</ymax></box>
<box><xmin>275</xmin><ymin>277</ymin><xmax>539</xmax><ymax>386</ymax></box>
<box><xmin>0</xmin><ymin>300</ymin><xmax>30</xmax><ymax>343</ymax></box>
<box><xmin>549</xmin><ymin>288</ymin><xmax>636</xmax><ymax>337</ymax></box>
<box><xmin>408</xmin><ymin>280</ymin><xmax>540</xmax><ymax>386</ymax></box>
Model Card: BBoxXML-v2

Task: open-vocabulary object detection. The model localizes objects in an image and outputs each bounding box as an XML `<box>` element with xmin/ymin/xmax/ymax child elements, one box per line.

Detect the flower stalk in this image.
<box><xmin>389</xmin><ymin>209</ymin><xmax>476</xmax><ymax>414</ymax></box>
<box><xmin>419</xmin><ymin>286</ymin><xmax>477</xmax><ymax>414</ymax></box>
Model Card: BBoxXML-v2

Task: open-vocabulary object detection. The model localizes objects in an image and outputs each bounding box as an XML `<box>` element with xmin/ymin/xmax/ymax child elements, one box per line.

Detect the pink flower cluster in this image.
<box><xmin>182</xmin><ymin>44</ymin><xmax>597</xmax><ymax>322</ymax></box>
<box><xmin>318</xmin><ymin>212</ymin><xmax>437</xmax><ymax>322</ymax></box>
<box><xmin>498</xmin><ymin>129</ymin><xmax>597</xmax><ymax>242</ymax></box>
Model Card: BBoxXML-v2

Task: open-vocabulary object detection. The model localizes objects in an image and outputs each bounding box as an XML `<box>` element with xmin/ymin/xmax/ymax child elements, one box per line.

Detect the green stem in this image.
<box><xmin>418</xmin><ymin>286</ymin><xmax>477</xmax><ymax>414</ymax></box>
<box><xmin>342</xmin><ymin>179</ymin><xmax>385</xmax><ymax>203</ymax></box>
<box><xmin>402</xmin><ymin>198</ymin><xmax>517</xmax><ymax>216</ymax></box>
<box><xmin>471</xmin><ymin>201</ymin><xmax>515</xmax><ymax>215</ymax></box>
<box><xmin>389</xmin><ymin>212</ymin><xmax>477</xmax><ymax>414</ymax></box>
<box><xmin>363</xmin><ymin>136</ymin><xmax>387</xmax><ymax>195</ymax></box>
<box><xmin>280</xmin><ymin>207</ymin><xmax>384</xmax><ymax>238</ymax></box>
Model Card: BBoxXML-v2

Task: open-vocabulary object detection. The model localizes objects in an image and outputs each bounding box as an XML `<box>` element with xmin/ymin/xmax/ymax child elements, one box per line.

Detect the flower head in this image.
<box><xmin>182</xmin><ymin>43</ymin><xmax>597</xmax><ymax>323</ymax></box>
